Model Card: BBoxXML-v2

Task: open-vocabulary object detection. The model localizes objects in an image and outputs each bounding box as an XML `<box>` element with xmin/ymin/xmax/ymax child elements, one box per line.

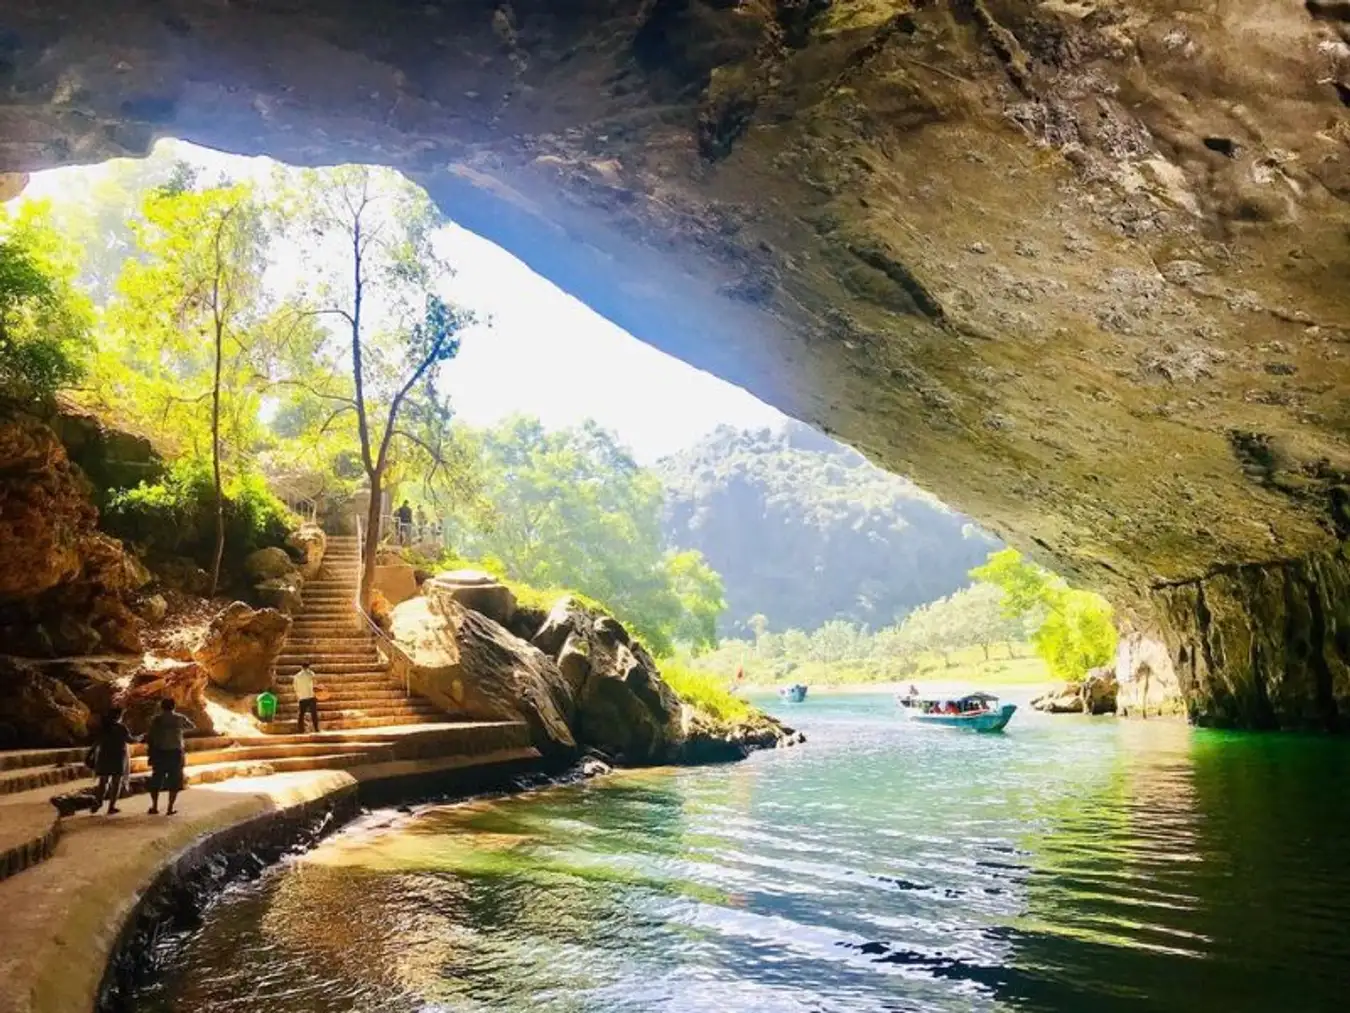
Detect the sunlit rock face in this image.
<box><xmin>2</xmin><ymin>1</ymin><xmax>1347</xmax><ymax>725</ymax></box>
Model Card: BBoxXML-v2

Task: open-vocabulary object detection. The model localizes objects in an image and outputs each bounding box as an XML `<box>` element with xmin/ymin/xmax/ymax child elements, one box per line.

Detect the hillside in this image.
<box><xmin>658</xmin><ymin>423</ymin><xmax>998</xmax><ymax>635</ymax></box>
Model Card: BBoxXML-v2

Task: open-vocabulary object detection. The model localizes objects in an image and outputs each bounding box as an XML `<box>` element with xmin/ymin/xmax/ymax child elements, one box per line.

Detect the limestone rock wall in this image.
<box><xmin>1151</xmin><ymin>548</ymin><xmax>1350</xmax><ymax>730</ymax></box>
<box><xmin>1114</xmin><ymin>631</ymin><xmax>1185</xmax><ymax>720</ymax></box>
<box><xmin>1</xmin><ymin>1</ymin><xmax>1348</xmax><ymax>727</ymax></box>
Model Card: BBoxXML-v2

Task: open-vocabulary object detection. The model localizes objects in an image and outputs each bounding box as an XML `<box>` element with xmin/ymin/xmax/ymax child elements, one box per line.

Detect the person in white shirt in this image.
<box><xmin>294</xmin><ymin>662</ymin><xmax>320</xmax><ymax>733</ymax></box>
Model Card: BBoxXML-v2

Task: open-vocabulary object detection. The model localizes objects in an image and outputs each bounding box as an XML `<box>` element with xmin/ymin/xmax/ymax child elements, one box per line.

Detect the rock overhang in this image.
<box><xmin>1</xmin><ymin>0</ymin><xmax>1347</xmax><ymax>618</ymax></box>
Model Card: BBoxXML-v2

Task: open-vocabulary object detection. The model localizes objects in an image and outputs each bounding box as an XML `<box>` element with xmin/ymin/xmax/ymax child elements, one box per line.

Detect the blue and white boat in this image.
<box><xmin>897</xmin><ymin>691</ymin><xmax>1016</xmax><ymax>732</ymax></box>
<box><xmin>779</xmin><ymin>683</ymin><xmax>809</xmax><ymax>703</ymax></box>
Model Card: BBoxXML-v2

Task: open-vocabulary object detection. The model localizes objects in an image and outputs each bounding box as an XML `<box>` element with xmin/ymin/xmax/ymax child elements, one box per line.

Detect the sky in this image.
<box><xmin>16</xmin><ymin>140</ymin><xmax>785</xmax><ymax>462</ymax></box>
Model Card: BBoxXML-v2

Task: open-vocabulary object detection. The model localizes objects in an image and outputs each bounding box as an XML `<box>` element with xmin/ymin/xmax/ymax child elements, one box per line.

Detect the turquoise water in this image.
<box><xmin>144</xmin><ymin>694</ymin><xmax>1350</xmax><ymax>1012</ymax></box>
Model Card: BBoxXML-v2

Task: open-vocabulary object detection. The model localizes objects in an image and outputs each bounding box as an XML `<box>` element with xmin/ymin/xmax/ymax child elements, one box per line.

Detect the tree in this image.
<box><xmin>970</xmin><ymin>548</ymin><xmax>1117</xmax><ymax>681</ymax></box>
<box><xmin>0</xmin><ymin>203</ymin><xmax>93</xmax><ymax>403</ymax></box>
<box><xmin>444</xmin><ymin>416</ymin><xmax>726</xmax><ymax>655</ymax></box>
<box><xmin>103</xmin><ymin>184</ymin><xmax>269</xmax><ymax>593</ymax></box>
<box><xmin>289</xmin><ymin>165</ymin><xmax>476</xmax><ymax>609</ymax></box>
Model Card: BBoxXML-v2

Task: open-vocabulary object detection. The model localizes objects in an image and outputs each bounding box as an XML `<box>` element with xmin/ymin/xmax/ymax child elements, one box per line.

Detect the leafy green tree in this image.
<box><xmin>0</xmin><ymin>203</ymin><xmax>93</xmax><ymax>402</ymax></box>
<box><xmin>970</xmin><ymin>548</ymin><xmax>1117</xmax><ymax>680</ymax></box>
<box><xmin>102</xmin><ymin>183</ymin><xmax>269</xmax><ymax>592</ymax></box>
<box><xmin>446</xmin><ymin>416</ymin><xmax>724</xmax><ymax>655</ymax></box>
<box><xmin>288</xmin><ymin>165</ymin><xmax>477</xmax><ymax>609</ymax></box>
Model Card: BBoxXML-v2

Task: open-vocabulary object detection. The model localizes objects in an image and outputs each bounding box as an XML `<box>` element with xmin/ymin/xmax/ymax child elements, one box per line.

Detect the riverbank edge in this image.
<box><xmin>95</xmin><ymin>751</ymin><xmax>551</xmax><ymax>1013</ymax></box>
<box><xmin>76</xmin><ymin>733</ymin><xmax>795</xmax><ymax>1013</ymax></box>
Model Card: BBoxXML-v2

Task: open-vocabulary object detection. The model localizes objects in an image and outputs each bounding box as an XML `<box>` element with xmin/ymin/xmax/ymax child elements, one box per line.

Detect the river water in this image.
<box><xmin>143</xmin><ymin>693</ymin><xmax>1350</xmax><ymax>1013</ymax></box>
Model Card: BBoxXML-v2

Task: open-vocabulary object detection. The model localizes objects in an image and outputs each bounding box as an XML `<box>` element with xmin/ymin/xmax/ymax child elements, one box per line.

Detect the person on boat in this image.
<box><xmin>91</xmin><ymin>706</ymin><xmax>136</xmax><ymax>815</ymax></box>
<box><xmin>146</xmin><ymin>698</ymin><xmax>195</xmax><ymax>816</ymax></box>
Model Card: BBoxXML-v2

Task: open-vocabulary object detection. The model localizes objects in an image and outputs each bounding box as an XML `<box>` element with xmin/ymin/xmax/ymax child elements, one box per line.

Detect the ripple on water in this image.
<box><xmin>142</xmin><ymin>697</ymin><xmax>1350</xmax><ymax>1013</ymax></box>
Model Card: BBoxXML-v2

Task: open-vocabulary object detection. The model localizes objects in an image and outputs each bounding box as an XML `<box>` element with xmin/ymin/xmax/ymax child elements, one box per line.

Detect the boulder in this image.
<box><xmin>1031</xmin><ymin>683</ymin><xmax>1087</xmax><ymax>714</ymax></box>
<box><xmin>0</xmin><ymin>657</ymin><xmax>94</xmax><ymax>748</ymax></box>
<box><xmin>193</xmin><ymin>602</ymin><xmax>291</xmax><ymax>694</ymax></box>
<box><xmin>255</xmin><ymin>577</ymin><xmax>304</xmax><ymax>615</ymax></box>
<box><xmin>286</xmin><ymin>523</ymin><xmax>327</xmax><ymax>580</ymax></box>
<box><xmin>154</xmin><ymin>556</ymin><xmax>212</xmax><ymax>595</ymax></box>
<box><xmin>531</xmin><ymin>595</ymin><xmax>589</xmax><ymax>657</ymax></box>
<box><xmin>427</xmin><ymin>569</ymin><xmax>516</xmax><ymax>626</ymax></box>
<box><xmin>389</xmin><ymin>594</ymin><xmax>576</xmax><ymax>755</ymax></box>
<box><xmin>118</xmin><ymin>658</ymin><xmax>213</xmax><ymax>736</ymax></box>
<box><xmin>1081</xmin><ymin>667</ymin><xmax>1119</xmax><ymax>716</ymax></box>
<box><xmin>374</xmin><ymin>562</ymin><xmax>418</xmax><ymax>606</ymax></box>
<box><xmin>0</xmin><ymin>416</ymin><xmax>97</xmax><ymax>601</ymax></box>
<box><xmin>571</xmin><ymin>627</ymin><xmax>685</xmax><ymax>765</ymax></box>
<box><xmin>244</xmin><ymin>546</ymin><xmax>297</xmax><ymax>582</ymax></box>
<box><xmin>137</xmin><ymin>593</ymin><xmax>169</xmax><ymax>623</ymax></box>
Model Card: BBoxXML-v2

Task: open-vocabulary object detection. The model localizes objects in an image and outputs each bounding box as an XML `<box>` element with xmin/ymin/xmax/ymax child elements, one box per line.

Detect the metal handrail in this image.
<box><xmin>354</xmin><ymin>513</ymin><xmax>411</xmax><ymax>698</ymax></box>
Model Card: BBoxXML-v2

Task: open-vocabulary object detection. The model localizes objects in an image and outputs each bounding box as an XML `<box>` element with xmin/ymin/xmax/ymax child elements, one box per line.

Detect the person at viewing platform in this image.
<box><xmin>146</xmin><ymin>698</ymin><xmax>195</xmax><ymax>816</ymax></box>
<box><xmin>90</xmin><ymin>707</ymin><xmax>136</xmax><ymax>815</ymax></box>
<box><xmin>395</xmin><ymin>500</ymin><xmax>413</xmax><ymax>545</ymax></box>
<box><xmin>294</xmin><ymin>662</ymin><xmax>320</xmax><ymax>733</ymax></box>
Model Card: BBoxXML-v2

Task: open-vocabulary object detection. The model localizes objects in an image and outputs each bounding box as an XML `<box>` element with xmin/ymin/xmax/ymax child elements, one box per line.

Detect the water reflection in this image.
<box><xmin>143</xmin><ymin>700</ymin><xmax>1350</xmax><ymax>1013</ymax></box>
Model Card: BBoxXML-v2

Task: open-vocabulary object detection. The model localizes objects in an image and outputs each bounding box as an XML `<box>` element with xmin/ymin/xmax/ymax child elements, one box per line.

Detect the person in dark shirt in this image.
<box><xmin>395</xmin><ymin>500</ymin><xmax>413</xmax><ymax>545</ymax></box>
<box><xmin>92</xmin><ymin>707</ymin><xmax>137</xmax><ymax>815</ymax></box>
<box><xmin>146</xmin><ymin>698</ymin><xmax>195</xmax><ymax>816</ymax></box>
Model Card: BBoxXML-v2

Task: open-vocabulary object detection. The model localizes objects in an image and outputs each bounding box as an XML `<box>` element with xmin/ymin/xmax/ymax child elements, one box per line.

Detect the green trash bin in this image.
<box><xmin>256</xmin><ymin>690</ymin><xmax>278</xmax><ymax>722</ymax></box>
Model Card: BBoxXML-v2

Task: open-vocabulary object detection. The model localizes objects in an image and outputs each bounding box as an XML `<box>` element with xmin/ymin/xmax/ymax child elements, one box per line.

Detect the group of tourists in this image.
<box><xmin>87</xmin><ymin>698</ymin><xmax>196</xmax><ymax>816</ymax></box>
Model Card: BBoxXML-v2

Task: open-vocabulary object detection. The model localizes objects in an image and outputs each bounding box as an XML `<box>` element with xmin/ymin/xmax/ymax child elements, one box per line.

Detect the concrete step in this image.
<box><xmin>280</xmin><ymin>643</ymin><xmax>378</xmax><ymax>656</ymax></box>
<box><xmin>0</xmin><ymin>763</ymin><xmax>87</xmax><ymax>796</ymax></box>
<box><xmin>261</xmin><ymin>713</ymin><xmax>447</xmax><ymax>733</ymax></box>
<box><xmin>127</xmin><ymin>740</ymin><xmax>393</xmax><ymax>773</ymax></box>
<box><xmin>185</xmin><ymin>749</ymin><xmax>394</xmax><ymax>785</ymax></box>
<box><xmin>0</xmin><ymin>748</ymin><xmax>86</xmax><ymax>772</ymax></box>
<box><xmin>273</xmin><ymin>701</ymin><xmax>441</xmax><ymax>719</ymax></box>
<box><xmin>276</xmin><ymin>665</ymin><xmax>386</xmax><ymax>678</ymax></box>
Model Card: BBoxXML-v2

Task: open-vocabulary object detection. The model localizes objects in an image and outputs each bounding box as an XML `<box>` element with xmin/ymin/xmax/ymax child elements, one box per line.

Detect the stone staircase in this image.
<box><xmin>266</xmin><ymin>534</ymin><xmax>443</xmax><ymax>733</ymax></box>
<box><xmin>0</xmin><ymin>722</ymin><xmax>534</xmax><ymax>882</ymax></box>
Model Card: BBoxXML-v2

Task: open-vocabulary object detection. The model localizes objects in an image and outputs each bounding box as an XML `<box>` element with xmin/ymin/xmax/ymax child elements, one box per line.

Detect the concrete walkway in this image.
<box><xmin>0</xmin><ymin>733</ymin><xmax>539</xmax><ymax>1013</ymax></box>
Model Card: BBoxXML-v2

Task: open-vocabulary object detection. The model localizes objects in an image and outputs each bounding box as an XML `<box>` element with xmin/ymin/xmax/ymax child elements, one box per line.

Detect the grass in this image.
<box><xmin>659</xmin><ymin>662</ymin><xmax>753</xmax><ymax>722</ymax></box>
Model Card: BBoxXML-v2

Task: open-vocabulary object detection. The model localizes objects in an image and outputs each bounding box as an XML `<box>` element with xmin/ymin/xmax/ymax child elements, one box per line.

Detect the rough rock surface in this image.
<box><xmin>388</xmin><ymin>594</ymin><xmax>577</xmax><ymax>754</ymax></box>
<box><xmin>255</xmin><ymin>577</ymin><xmax>303</xmax><ymax>616</ymax></box>
<box><xmin>285</xmin><ymin>523</ymin><xmax>327</xmax><ymax>580</ymax></box>
<box><xmin>117</xmin><ymin>658</ymin><xmax>214</xmax><ymax>736</ymax></box>
<box><xmin>1031</xmin><ymin>684</ymin><xmax>1086</xmax><ymax>715</ymax></box>
<box><xmin>428</xmin><ymin>570</ymin><xmax>517</xmax><ymax>626</ymax></box>
<box><xmin>1115</xmin><ymin>631</ymin><xmax>1185</xmax><ymax>719</ymax></box>
<box><xmin>1080</xmin><ymin>667</ymin><xmax>1119</xmax><ymax>716</ymax></box>
<box><xmin>374</xmin><ymin>563</ymin><xmax>419</xmax><ymax>607</ymax></box>
<box><xmin>0</xmin><ymin>416</ymin><xmax>150</xmax><ymax>655</ymax></box>
<box><xmin>192</xmin><ymin>602</ymin><xmax>291</xmax><ymax>694</ymax></box>
<box><xmin>0</xmin><ymin>657</ymin><xmax>135</xmax><ymax>748</ymax></box>
<box><xmin>244</xmin><ymin>547</ymin><xmax>297</xmax><ymax>582</ymax></box>
<box><xmin>388</xmin><ymin>592</ymin><xmax>797</xmax><ymax>763</ymax></box>
<box><xmin>6</xmin><ymin>3</ymin><xmax>1348</xmax><ymax>727</ymax></box>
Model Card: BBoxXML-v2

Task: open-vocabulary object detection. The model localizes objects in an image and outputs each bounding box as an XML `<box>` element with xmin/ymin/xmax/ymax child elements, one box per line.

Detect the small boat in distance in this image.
<box><xmin>897</xmin><ymin>690</ymin><xmax>1016</xmax><ymax>732</ymax></box>
<box><xmin>779</xmin><ymin>683</ymin><xmax>809</xmax><ymax>703</ymax></box>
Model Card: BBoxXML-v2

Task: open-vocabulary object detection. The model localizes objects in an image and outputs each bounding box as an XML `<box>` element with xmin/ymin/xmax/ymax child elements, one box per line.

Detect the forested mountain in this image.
<box><xmin>658</xmin><ymin>423</ymin><xmax>1000</xmax><ymax>634</ymax></box>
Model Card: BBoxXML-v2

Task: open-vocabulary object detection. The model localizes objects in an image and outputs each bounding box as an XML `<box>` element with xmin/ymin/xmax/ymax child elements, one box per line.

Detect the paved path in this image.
<box><xmin>0</xmin><ymin>741</ymin><xmax>539</xmax><ymax>1013</ymax></box>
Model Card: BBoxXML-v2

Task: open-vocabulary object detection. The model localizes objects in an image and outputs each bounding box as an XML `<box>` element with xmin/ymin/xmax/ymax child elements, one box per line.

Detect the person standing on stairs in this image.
<box><xmin>147</xmin><ymin>698</ymin><xmax>195</xmax><ymax>816</ymax></box>
<box><xmin>294</xmin><ymin>661</ymin><xmax>321</xmax><ymax>733</ymax></box>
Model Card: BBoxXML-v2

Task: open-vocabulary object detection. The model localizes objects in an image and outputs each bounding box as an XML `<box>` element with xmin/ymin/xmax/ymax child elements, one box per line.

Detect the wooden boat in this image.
<box><xmin>897</xmin><ymin>691</ymin><xmax>1016</xmax><ymax>732</ymax></box>
<box><xmin>779</xmin><ymin>683</ymin><xmax>809</xmax><ymax>703</ymax></box>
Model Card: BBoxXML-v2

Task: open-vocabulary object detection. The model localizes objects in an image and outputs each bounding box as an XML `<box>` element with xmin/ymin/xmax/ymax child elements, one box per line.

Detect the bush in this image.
<box><xmin>104</xmin><ymin>457</ymin><xmax>295</xmax><ymax>571</ymax></box>
<box><xmin>659</xmin><ymin>662</ymin><xmax>751</xmax><ymax>723</ymax></box>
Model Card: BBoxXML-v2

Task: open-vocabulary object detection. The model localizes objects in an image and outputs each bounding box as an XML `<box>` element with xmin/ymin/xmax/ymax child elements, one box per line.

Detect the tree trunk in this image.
<box><xmin>208</xmin><ymin>321</ymin><xmax>225</xmax><ymax>596</ymax></box>
<box><xmin>360</xmin><ymin>467</ymin><xmax>382</xmax><ymax>611</ymax></box>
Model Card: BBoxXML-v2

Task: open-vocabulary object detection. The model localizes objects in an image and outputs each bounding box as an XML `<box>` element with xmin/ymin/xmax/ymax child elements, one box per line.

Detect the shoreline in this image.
<box><xmin>0</xmin><ymin>747</ymin><xmax>544</xmax><ymax>1013</ymax></box>
<box><xmin>741</xmin><ymin>679</ymin><xmax>1058</xmax><ymax>697</ymax></box>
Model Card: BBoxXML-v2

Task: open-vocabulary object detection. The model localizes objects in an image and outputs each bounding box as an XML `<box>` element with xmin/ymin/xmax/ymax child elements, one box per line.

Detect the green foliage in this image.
<box><xmin>104</xmin><ymin>457</ymin><xmax>294</xmax><ymax>567</ymax></box>
<box><xmin>658</xmin><ymin>422</ymin><xmax>999</xmax><ymax>633</ymax></box>
<box><xmin>970</xmin><ymin>548</ymin><xmax>1117</xmax><ymax>681</ymax></box>
<box><xmin>658</xmin><ymin>662</ymin><xmax>751</xmax><ymax>722</ymax></box>
<box><xmin>0</xmin><ymin>204</ymin><xmax>93</xmax><ymax>401</ymax></box>
<box><xmin>442</xmin><ymin>417</ymin><xmax>725</xmax><ymax>657</ymax></box>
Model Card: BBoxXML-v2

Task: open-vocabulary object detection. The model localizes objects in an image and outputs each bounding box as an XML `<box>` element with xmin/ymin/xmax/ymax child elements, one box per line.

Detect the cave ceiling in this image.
<box><xmin>3</xmin><ymin>0</ymin><xmax>1349</xmax><ymax>611</ymax></box>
